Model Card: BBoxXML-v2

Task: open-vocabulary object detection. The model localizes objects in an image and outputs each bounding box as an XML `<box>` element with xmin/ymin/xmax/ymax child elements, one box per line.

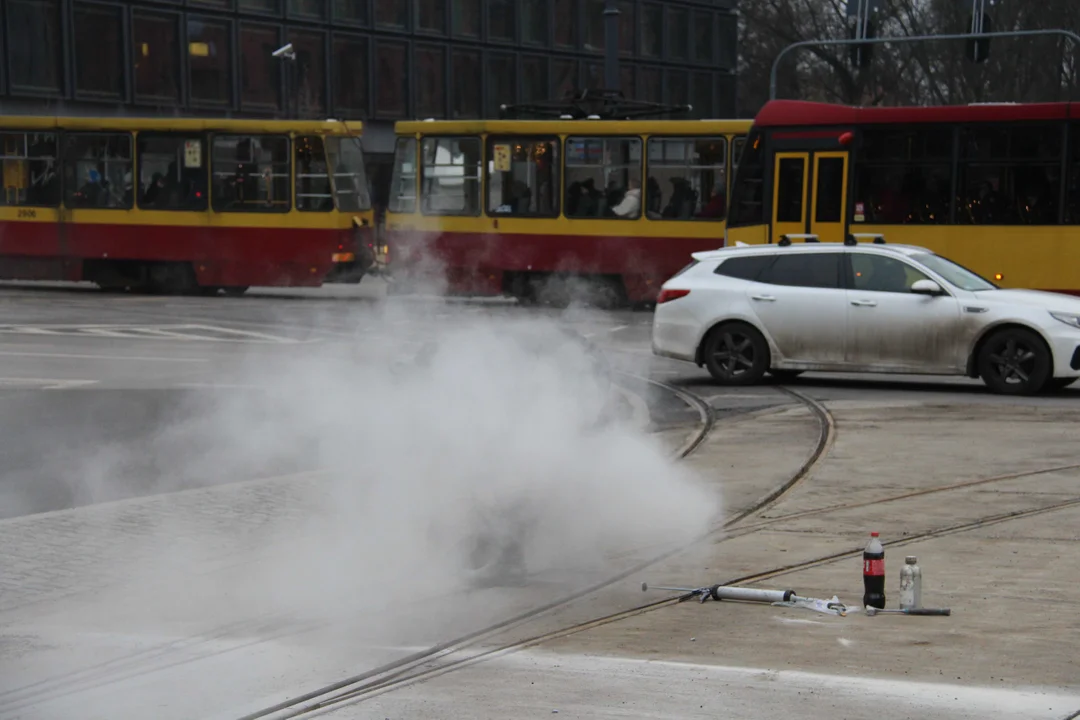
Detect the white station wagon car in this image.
<box><xmin>651</xmin><ymin>239</ymin><xmax>1080</xmax><ymax>396</ymax></box>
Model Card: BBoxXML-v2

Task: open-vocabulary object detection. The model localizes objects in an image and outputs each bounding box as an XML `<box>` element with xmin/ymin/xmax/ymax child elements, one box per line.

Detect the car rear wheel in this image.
<box><xmin>702</xmin><ymin>322</ymin><xmax>769</xmax><ymax>386</ymax></box>
<box><xmin>976</xmin><ymin>327</ymin><xmax>1052</xmax><ymax>396</ymax></box>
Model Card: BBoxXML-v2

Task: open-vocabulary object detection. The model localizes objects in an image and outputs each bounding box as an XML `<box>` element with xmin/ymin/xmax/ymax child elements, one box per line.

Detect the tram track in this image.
<box><xmin>230</xmin><ymin>376</ymin><xmax>833</xmax><ymax>720</ymax></box>
<box><xmin>7</xmin><ymin>366</ymin><xmax>1077</xmax><ymax>718</ymax></box>
<box><xmin>0</xmin><ymin>370</ymin><xmax>714</xmax><ymax>718</ymax></box>
<box><xmin>229</xmin><ymin>376</ymin><xmax>1080</xmax><ymax>719</ymax></box>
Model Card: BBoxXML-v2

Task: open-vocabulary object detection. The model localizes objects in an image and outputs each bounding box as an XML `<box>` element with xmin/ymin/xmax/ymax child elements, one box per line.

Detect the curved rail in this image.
<box><xmin>248</xmin><ymin>476</ymin><xmax>1080</xmax><ymax>718</ymax></box>
<box><xmin>231</xmin><ymin>376</ymin><xmax>829</xmax><ymax>720</ymax></box>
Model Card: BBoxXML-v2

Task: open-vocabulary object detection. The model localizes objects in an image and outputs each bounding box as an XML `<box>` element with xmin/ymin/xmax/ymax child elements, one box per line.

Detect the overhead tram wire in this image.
<box><xmin>496</xmin><ymin>89</ymin><xmax>693</xmax><ymax>121</ymax></box>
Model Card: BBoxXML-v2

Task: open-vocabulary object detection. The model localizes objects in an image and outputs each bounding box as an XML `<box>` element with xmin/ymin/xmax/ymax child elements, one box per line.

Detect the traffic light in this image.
<box><xmin>966</xmin><ymin>11</ymin><xmax>993</xmax><ymax>63</ymax></box>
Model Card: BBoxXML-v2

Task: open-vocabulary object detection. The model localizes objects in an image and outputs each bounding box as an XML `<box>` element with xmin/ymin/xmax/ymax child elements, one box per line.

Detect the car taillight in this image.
<box><xmin>657</xmin><ymin>288</ymin><xmax>690</xmax><ymax>304</ymax></box>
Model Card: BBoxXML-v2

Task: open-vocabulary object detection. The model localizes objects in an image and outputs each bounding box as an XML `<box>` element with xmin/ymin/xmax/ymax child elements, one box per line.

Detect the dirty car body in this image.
<box><xmin>651</xmin><ymin>240</ymin><xmax>1080</xmax><ymax>396</ymax></box>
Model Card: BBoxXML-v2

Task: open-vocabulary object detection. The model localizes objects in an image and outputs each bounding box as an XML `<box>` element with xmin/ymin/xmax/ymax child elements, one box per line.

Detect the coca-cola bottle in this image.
<box><xmin>863</xmin><ymin>531</ymin><xmax>886</xmax><ymax>609</ymax></box>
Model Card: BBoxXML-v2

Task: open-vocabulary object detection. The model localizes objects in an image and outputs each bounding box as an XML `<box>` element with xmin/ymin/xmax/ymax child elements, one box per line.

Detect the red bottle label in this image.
<box><xmin>864</xmin><ymin>559</ymin><xmax>884</xmax><ymax>576</ymax></box>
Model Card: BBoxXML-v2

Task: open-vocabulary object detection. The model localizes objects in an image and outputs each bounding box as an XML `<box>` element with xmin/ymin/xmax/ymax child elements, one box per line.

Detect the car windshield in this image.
<box><xmin>910</xmin><ymin>252</ymin><xmax>998</xmax><ymax>291</ymax></box>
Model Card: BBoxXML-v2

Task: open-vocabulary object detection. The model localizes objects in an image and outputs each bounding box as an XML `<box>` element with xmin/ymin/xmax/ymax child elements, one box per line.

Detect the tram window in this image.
<box><xmin>1067</xmin><ymin>122</ymin><xmax>1080</xmax><ymax>224</ymax></box>
<box><xmin>389</xmin><ymin>137</ymin><xmax>417</xmax><ymax>213</ymax></box>
<box><xmin>135</xmin><ymin>134</ymin><xmax>208</xmax><ymax>211</ymax></box>
<box><xmin>814</xmin><ymin>157</ymin><xmax>845</xmax><ymax>223</ymax></box>
<box><xmin>210</xmin><ymin>134</ymin><xmax>290</xmax><ymax>212</ymax></box>
<box><xmin>325</xmin><ymin>136</ymin><xmax>372</xmax><ymax>212</ymax></box>
<box><xmin>420</xmin><ymin>136</ymin><xmax>481</xmax><ymax>216</ymax></box>
<box><xmin>775</xmin><ymin>157</ymin><xmax>805</xmax><ymax>223</ymax></box>
<box><xmin>727</xmin><ymin>131</ymin><xmax>764</xmax><ymax>228</ymax></box>
<box><xmin>645</xmin><ymin>136</ymin><xmax>726</xmax><ymax>220</ymax></box>
<box><xmin>0</xmin><ymin>132</ymin><xmax>60</xmax><ymax>207</ymax></box>
<box><xmin>63</xmin><ymin>133</ymin><xmax>133</xmax><ymax>209</ymax></box>
<box><xmin>732</xmin><ymin>136</ymin><xmax>746</xmax><ymax>170</ymax></box>
<box><xmin>852</xmin><ymin>125</ymin><xmax>953</xmax><ymax>225</ymax></box>
<box><xmin>295</xmin><ymin>135</ymin><xmax>333</xmax><ymax>212</ymax></box>
<box><xmin>486</xmin><ymin>137</ymin><xmax>559</xmax><ymax>217</ymax></box>
<box><xmin>956</xmin><ymin>124</ymin><xmax>1063</xmax><ymax>226</ymax></box>
<box><xmin>564</xmin><ymin>136</ymin><xmax>642</xmax><ymax>219</ymax></box>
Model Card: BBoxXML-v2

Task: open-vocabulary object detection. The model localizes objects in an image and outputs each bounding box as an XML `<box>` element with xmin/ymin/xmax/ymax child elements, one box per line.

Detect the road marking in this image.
<box><xmin>0</xmin><ymin>350</ymin><xmax>209</xmax><ymax>363</ymax></box>
<box><xmin>172</xmin><ymin>382</ymin><xmax>264</xmax><ymax>390</ymax></box>
<box><xmin>0</xmin><ymin>377</ymin><xmax>99</xmax><ymax>390</ymax></box>
<box><xmin>0</xmin><ymin>324</ymin><xmax>309</xmax><ymax>344</ymax></box>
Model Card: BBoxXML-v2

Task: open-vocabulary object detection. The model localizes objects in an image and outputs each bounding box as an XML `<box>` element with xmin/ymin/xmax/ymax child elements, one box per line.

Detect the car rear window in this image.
<box><xmin>758</xmin><ymin>252</ymin><xmax>841</xmax><ymax>289</ymax></box>
<box><xmin>714</xmin><ymin>254</ymin><xmax>774</xmax><ymax>281</ymax></box>
<box><xmin>671</xmin><ymin>260</ymin><xmax>699</xmax><ymax>278</ymax></box>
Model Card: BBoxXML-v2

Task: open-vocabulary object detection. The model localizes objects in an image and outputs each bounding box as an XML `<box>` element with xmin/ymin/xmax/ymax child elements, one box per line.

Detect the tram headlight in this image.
<box><xmin>1049</xmin><ymin>311</ymin><xmax>1080</xmax><ymax>329</ymax></box>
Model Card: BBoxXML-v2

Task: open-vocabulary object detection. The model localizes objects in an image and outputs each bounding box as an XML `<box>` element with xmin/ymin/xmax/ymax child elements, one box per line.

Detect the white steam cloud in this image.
<box><xmin>2</xmin><ymin>270</ymin><xmax>722</xmax><ymax>716</ymax></box>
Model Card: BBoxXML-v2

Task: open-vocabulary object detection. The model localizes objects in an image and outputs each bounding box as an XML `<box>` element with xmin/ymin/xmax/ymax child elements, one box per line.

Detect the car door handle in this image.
<box><xmin>851</xmin><ymin>299</ymin><xmax>878</xmax><ymax>307</ymax></box>
<box><xmin>750</xmin><ymin>294</ymin><xmax>776</xmax><ymax>302</ymax></box>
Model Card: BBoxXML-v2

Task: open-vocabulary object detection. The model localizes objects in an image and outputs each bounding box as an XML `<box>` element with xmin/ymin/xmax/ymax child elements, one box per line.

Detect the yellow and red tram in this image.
<box><xmin>0</xmin><ymin>116</ymin><xmax>375</xmax><ymax>294</ymax></box>
<box><xmin>726</xmin><ymin>100</ymin><xmax>1080</xmax><ymax>294</ymax></box>
<box><xmin>383</xmin><ymin>117</ymin><xmax>752</xmax><ymax>304</ymax></box>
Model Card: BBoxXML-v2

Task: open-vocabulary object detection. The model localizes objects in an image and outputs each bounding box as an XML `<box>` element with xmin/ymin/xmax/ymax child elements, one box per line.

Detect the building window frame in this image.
<box><xmin>415</xmin><ymin>0</ymin><xmax>450</xmax><ymax>36</ymax></box>
<box><xmin>6</xmin><ymin>0</ymin><xmax>65</xmax><ymax>98</ymax></box>
<box><xmin>331</xmin><ymin>0</ymin><xmax>367</xmax><ymax>27</ymax></box>
<box><xmin>330</xmin><ymin>30</ymin><xmax>370</xmax><ymax>118</ymax></box>
<box><xmin>285</xmin><ymin>0</ymin><xmax>328</xmax><ymax>21</ymax></box>
<box><xmin>71</xmin><ymin>0</ymin><xmax>129</xmax><ymax>104</ymax></box>
<box><xmin>286</xmin><ymin>26</ymin><xmax>330</xmax><ymax>119</ymax></box>
<box><xmin>187</xmin><ymin>13</ymin><xmax>235</xmax><ymax>111</ymax></box>
<box><xmin>374</xmin><ymin>38</ymin><xmax>411</xmax><ymax>120</ymax></box>
<box><xmin>130</xmin><ymin>6</ymin><xmax>185</xmax><ymax>108</ymax></box>
<box><xmin>236</xmin><ymin>0</ymin><xmax>285</xmax><ymax>19</ymax></box>
<box><xmin>413</xmin><ymin>42</ymin><xmax>447</xmax><ymax>119</ymax></box>
<box><xmin>238</xmin><ymin>21</ymin><xmax>283</xmax><ymax>113</ymax></box>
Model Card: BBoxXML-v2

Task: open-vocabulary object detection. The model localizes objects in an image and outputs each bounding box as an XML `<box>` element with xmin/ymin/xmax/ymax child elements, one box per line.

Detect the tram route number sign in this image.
<box><xmin>184</xmin><ymin>140</ymin><xmax>203</xmax><ymax>168</ymax></box>
<box><xmin>493</xmin><ymin>144</ymin><xmax>512</xmax><ymax>172</ymax></box>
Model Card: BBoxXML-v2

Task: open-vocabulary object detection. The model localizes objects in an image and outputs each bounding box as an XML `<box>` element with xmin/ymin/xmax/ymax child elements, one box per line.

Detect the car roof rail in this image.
<box><xmin>846</xmin><ymin>233</ymin><xmax>886</xmax><ymax>246</ymax></box>
<box><xmin>778</xmin><ymin>234</ymin><xmax>819</xmax><ymax>246</ymax></box>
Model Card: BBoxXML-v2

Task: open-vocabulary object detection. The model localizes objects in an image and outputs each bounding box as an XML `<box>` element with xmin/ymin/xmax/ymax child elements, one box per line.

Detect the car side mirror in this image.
<box><xmin>911</xmin><ymin>279</ymin><xmax>944</xmax><ymax>296</ymax></box>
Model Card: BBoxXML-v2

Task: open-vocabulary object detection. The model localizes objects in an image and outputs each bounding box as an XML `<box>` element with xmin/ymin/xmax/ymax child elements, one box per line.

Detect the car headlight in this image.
<box><xmin>1049</xmin><ymin>311</ymin><xmax>1080</xmax><ymax>329</ymax></box>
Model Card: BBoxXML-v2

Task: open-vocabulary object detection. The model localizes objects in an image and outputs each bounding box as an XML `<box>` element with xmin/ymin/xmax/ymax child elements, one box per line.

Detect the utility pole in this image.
<box><xmin>846</xmin><ymin>0</ymin><xmax>880</xmax><ymax>69</ymax></box>
<box><xmin>966</xmin><ymin>0</ymin><xmax>993</xmax><ymax>63</ymax></box>
<box><xmin>604</xmin><ymin>0</ymin><xmax>620</xmax><ymax>91</ymax></box>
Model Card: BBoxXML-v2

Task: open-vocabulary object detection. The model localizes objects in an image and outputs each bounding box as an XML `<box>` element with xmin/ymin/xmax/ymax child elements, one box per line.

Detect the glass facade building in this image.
<box><xmin>0</xmin><ymin>0</ymin><xmax>738</xmax><ymax>200</ymax></box>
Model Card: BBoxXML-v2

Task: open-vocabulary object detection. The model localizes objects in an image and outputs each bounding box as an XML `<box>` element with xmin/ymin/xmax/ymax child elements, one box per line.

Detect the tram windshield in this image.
<box><xmin>325</xmin><ymin>136</ymin><xmax>371</xmax><ymax>212</ymax></box>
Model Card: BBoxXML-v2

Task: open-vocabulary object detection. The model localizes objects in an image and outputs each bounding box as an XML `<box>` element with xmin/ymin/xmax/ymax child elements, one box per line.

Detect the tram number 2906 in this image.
<box><xmin>17</xmin><ymin>209</ymin><xmax>37</xmax><ymax>219</ymax></box>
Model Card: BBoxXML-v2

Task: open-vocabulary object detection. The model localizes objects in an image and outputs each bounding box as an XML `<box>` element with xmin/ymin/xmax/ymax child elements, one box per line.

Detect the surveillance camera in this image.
<box><xmin>272</xmin><ymin>43</ymin><xmax>295</xmax><ymax>59</ymax></box>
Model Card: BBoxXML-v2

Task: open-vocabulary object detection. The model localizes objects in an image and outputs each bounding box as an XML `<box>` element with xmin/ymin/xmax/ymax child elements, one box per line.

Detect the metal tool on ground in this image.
<box><xmin>642</xmin><ymin>581</ymin><xmax>851</xmax><ymax>616</ymax></box>
<box><xmin>864</xmin><ymin>605</ymin><xmax>951</xmax><ymax>616</ymax></box>
<box><xmin>642</xmin><ymin>581</ymin><xmax>796</xmax><ymax>604</ymax></box>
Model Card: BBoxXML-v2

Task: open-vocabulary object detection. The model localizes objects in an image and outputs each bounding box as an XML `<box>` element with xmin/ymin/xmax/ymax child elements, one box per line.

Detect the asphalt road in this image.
<box><xmin>3</xmin><ymin>279</ymin><xmax>1079</xmax><ymax>720</ymax></box>
<box><xmin>0</xmin><ymin>278</ymin><xmax>1076</xmax><ymax>520</ymax></box>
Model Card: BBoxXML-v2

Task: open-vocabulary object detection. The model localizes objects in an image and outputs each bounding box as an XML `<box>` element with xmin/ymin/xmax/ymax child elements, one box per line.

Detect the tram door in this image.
<box><xmin>770</xmin><ymin>151</ymin><xmax>849</xmax><ymax>245</ymax></box>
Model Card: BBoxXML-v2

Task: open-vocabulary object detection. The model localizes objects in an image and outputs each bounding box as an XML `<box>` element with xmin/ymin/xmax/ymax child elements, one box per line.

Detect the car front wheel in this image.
<box><xmin>976</xmin><ymin>327</ymin><xmax>1052</xmax><ymax>396</ymax></box>
<box><xmin>702</xmin><ymin>322</ymin><xmax>769</xmax><ymax>386</ymax></box>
